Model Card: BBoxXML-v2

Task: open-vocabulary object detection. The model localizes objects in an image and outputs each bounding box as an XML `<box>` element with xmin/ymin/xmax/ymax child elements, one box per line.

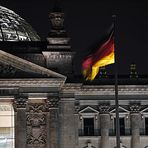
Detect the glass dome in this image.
<box><xmin>0</xmin><ymin>6</ymin><xmax>40</xmax><ymax>41</ymax></box>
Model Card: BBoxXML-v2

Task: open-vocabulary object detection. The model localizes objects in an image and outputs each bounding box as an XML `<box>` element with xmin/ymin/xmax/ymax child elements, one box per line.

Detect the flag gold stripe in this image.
<box><xmin>86</xmin><ymin>51</ymin><xmax>114</xmax><ymax>80</ymax></box>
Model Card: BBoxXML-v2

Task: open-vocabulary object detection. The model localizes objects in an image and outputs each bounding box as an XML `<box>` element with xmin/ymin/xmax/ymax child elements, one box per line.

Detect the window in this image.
<box><xmin>114</xmin><ymin>118</ymin><xmax>125</xmax><ymax>136</ymax></box>
<box><xmin>145</xmin><ymin>118</ymin><xmax>148</xmax><ymax>135</ymax></box>
<box><xmin>0</xmin><ymin>104</ymin><xmax>15</xmax><ymax>148</ymax></box>
<box><xmin>84</xmin><ymin>118</ymin><xmax>94</xmax><ymax>136</ymax></box>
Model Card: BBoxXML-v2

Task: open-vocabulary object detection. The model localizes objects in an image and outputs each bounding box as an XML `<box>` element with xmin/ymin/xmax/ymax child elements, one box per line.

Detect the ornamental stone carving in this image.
<box><xmin>28</xmin><ymin>103</ymin><xmax>47</xmax><ymax>113</ymax></box>
<box><xmin>99</xmin><ymin>104</ymin><xmax>110</xmax><ymax>114</ymax></box>
<box><xmin>0</xmin><ymin>64</ymin><xmax>16</xmax><ymax>77</ymax></box>
<box><xmin>27</xmin><ymin>126</ymin><xmax>46</xmax><ymax>145</ymax></box>
<box><xmin>13</xmin><ymin>96</ymin><xmax>28</xmax><ymax>109</ymax></box>
<box><xmin>26</xmin><ymin>104</ymin><xmax>47</xmax><ymax>147</ymax></box>
<box><xmin>49</xmin><ymin>12</ymin><xmax>64</xmax><ymax>30</ymax></box>
<box><xmin>27</xmin><ymin>113</ymin><xmax>46</xmax><ymax>127</ymax></box>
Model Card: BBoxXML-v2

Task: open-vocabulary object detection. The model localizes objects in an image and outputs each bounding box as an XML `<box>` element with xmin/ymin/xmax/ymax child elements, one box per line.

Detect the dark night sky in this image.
<box><xmin>1</xmin><ymin>0</ymin><xmax>148</xmax><ymax>75</ymax></box>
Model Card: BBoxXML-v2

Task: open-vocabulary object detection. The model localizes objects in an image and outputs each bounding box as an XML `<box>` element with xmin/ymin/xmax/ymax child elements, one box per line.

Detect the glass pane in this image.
<box><xmin>0</xmin><ymin>104</ymin><xmax>14</xmax><ymax>148</ymax></box>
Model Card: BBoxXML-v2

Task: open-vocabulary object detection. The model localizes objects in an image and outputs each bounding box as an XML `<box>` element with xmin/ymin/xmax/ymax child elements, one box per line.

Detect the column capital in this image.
<box><xmin>46</xmin><ymin>96</ymin><xmax>60</xmax><ymax>109</ymax></box>
<box><xmin>99</xmin><ymin>104</ymin><xmax>110</xmax><ymax>114</ymax></box>
<box><xmin>130</xmin><ymin>104</ymin><xmax>141</xmax><ymax>114</ymax></box>
<box><xmin>13</xmin><ymin>96</ymin><xmax>28</xmax><ymax>110</ymax></box>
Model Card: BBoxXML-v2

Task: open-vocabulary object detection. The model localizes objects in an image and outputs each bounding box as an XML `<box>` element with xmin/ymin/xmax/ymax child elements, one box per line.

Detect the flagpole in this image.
<box><xmin>112</xmin><ymin>15</ymin><xmax>120</xmax><ymax>148</ymax></box>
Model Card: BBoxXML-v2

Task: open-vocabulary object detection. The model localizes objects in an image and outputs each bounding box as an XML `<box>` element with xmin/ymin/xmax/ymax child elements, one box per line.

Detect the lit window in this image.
<box><xmin>0</xmin><ymin>103</ymin><xmax>15</xmax><ymax>148</ymax></box>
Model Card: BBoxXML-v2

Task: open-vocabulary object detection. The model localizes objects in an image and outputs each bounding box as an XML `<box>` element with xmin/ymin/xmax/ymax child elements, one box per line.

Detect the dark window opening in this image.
<box><xmin>145</xmin><ymin>118</ymin><xmax>148</xmax><ymax>135</ymax></box>
<box><xmin>114</xmin><ymin>118</ymin><xmax>125</xmax><ymax>136</ymax></box>
<box><xmin>84</xmin><ymin>118</ymin><xmax>94</xmax><ymax>136</ymax></box>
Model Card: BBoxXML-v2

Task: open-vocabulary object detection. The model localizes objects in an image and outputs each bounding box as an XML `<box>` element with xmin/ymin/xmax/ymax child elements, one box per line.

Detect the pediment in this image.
<box><xmin>79</xmin><ymin>106</ymin><xmax>99</xmax><ymax>114</ymax></box>
<box><xmin>110</xmin><ymin>106</ymin><xmax>129</xmax><ymax>113</ymax></box>
<box><xmin>141</xmin><ymin>107</ymin><xmax>148</xmax><ymax>113</ymax></box>
<box><xmin>0</xmin><ymin>50</ymin><xmax>66</xmax><ymax>79</ymax></box>
<box><xmin>0</xmin><ymin>63</ymin><xmax>46</xmax><ymax>78</ymax></box>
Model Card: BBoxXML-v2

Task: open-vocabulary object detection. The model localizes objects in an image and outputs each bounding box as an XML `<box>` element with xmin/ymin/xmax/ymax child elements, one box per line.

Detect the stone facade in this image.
<box><xmin>1</xmin><ymin>2</ymin><xmax>148</xmax><ymax>148</ymax></box>
<box><xmin>1</xmin><ymin>82</ymin><xmax>148</xmax><ymax>148</ymax></box>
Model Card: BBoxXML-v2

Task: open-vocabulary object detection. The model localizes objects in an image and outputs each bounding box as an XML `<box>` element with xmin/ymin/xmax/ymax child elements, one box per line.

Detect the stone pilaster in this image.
<box><xmin>13</xmin><ymin>96</ymin><xmax>28</xmax><ymax>148</ymax></box>
<box><xmin>74</xmin><ymin>100</ymin><xmax>80</xmax><ymax>148</ymax></box>
<box><xmin>46</xmin><ymin>97</ymin><xmax>60</xmax><ymax>148</ymax></box>
<box><xmin>99</xmin><ymin>104</ymin><xmax>110</xmax><ymax>148</ymax></box>
<box><xmin>130</xmin><ymin>104</ymin><xmax>141</xmax><ymax>148</ymax></box>
<box><xmin>60</xmin><ymin>99</ymin><xmax>79</xmax><ymax>148</ymax></box>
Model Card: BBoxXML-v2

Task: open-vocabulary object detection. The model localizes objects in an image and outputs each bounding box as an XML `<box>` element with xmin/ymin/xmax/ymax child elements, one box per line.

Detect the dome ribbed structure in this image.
<box><xmin>0</xmin><ymin>6</ymin><xmax>40</xmax><ymax>41</ymax></box>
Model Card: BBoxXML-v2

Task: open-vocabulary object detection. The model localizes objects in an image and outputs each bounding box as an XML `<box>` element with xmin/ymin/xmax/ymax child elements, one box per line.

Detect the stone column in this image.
<box><xmin>130</xmin><ymin>104</ymin><xmax>141</xmax><ymax>148</ymax></box>
<box><xmin>46</xmin><ymin>97</ymin><xmax>60</xmax><ymax>148</ymax></box>
<box><xmin>60</xmin><ymin>99</ymin><xmax>79</xmax><ymax>148</ymax></box>
<box><xmin>99</xmin><ymin>104</ymin><xmax>110</xmax><ymax>148</ymax></box>
<box><xmin>13</xmin><ymin>96</ymin><xmax>28</xmax><ymax>148</ymax></box>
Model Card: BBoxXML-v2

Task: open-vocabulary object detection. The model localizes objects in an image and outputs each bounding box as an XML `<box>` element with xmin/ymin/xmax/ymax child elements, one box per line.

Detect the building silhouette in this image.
<box><xmin>0</xmin><ymin>1</ymin><xmax>148</xmax><ymax>148</ymax></box>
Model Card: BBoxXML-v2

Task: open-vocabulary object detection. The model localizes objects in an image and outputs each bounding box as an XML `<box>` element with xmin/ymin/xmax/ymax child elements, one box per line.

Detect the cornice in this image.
<box><xmin>61</xmin><ymin>84</ymin><xmax>148</xmax><ymax>95</ymax></box>
<box><xmin>61</xmin><ymin>83</ymin><xmax>82</xmax><ymax>92</ymax></box>
<box><xmin>76</xmin><ymin>85</ymin><xmax>148</xmax><ymax>96</ymax></box>
<box><xmin>1</xmin><ymin>80</ymin><xmax>148</xmax><ymax>98</ymax></box>
<box><xmin>0</xmin><ymin>78</ymin><xmax>65</xmax><ymax>88</ymax></box>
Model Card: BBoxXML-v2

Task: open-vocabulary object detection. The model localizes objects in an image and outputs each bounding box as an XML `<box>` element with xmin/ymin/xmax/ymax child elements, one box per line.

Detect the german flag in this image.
<box><xmin>82</xmin><ymin>27</ymin><xmax>115</xmax><ymax>80</ymax></box>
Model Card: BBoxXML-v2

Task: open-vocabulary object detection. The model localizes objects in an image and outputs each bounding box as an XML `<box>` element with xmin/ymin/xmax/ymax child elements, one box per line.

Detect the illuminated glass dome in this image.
<box><xmin>0</xmin><ymin>6</ymin><xmax>40</xmax><ymax>41</ymax></box>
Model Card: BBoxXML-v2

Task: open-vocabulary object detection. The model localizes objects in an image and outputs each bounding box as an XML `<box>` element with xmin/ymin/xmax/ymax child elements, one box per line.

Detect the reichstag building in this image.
<box><xmin>0</xmin><ymin>2</ymin><xmax>148</xmax><ymax>148</ymax></box>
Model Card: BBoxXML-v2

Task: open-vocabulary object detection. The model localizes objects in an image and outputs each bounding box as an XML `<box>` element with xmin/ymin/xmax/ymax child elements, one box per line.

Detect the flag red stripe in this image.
<box><xmin>82</xmin><ymin>36</ymin><xmax>114</xmax><ymax>70</ymax></box>
<box><xmin>92</xmin><ymin>37</ymin><xmax>114</xmax><ymax>65</ymax></box>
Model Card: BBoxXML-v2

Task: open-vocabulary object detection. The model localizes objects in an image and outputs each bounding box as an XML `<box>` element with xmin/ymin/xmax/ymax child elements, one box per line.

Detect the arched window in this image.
<box><xmin>0</xmin><ymin>103</ymin><xmax>15</xmax><ymax>148</ymax></box>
